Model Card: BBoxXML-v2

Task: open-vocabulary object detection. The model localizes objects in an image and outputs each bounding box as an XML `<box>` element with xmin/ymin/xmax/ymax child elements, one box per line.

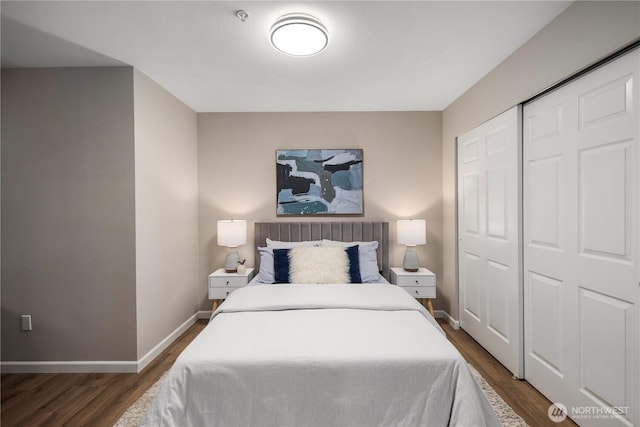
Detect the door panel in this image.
<box><xmin>578</xmin><ymin>75</ymin><xmax>632</xmax><ymax>129</ymax></box>
<box><xmin>579</xmin><ymin>141</ymin><xmax>632</xmax><ymax>260</ymax></box>
<box><xmin>458</xmin><ymin>106</ymin><xmax>523</xmax><ymax>377</ymax></box>
<box><xmin>486</xmin><ymin>127</ymin><xmax>507</xmax><ymax>156</ymax></box>
<box><xmin>463</xmin><ymin>252</ymin><xmax>482</xmax><ymax>321</ymax></box>
<box><xmin>462</xmin><ymin>137</ymin><xmax>481</xmax><ymax>163</ymax></box>
<box><xmin>487</xmin><ymin>168</ymin><xmax>507</xmax><ymax>239</ymax></box>
<box><xmin>487</xmin><ymin>260</ymin><xmax>510</xmax><ymax>341</ymax></box>
<box><xmin>524</xmin><ymin>50</ymin><xmax>639</xmax><ymax>426</ymax></box>
<box><xmin>527</xmin><ymin>106</ymin><xmax>562</xmax><ymax>144</ymax></box>
<box><xmin>528</xmin><ymin>272</ymin><xmax>564</xmax><ymax>376</ymax></box>
<box><xmin>462</xmin><ymin>174</ymin><xmax>480</xmax><ymax>235</ymax></box>
<box><xmin>579</xmin><ymin>289</ymin><xmax>631</xmax><ymax>409</ymax></box>
<box><xmin>528</xmin><ymin>157</ymin><xmax>562</xmax><ymax>248</ymax></box>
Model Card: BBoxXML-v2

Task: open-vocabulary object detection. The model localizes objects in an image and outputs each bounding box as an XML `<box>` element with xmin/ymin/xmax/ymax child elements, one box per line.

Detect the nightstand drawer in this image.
<box><xmin>401</xmin><ymin>285</ymin><xmax>436</xmax><ymax>299</ymax></box>
<box><xmin>209</xmin><ymin>286</ymin><xmax>242</xmax><ymax>299</ymax></box>
<box><xmin>390</xmin><ymin>267</ymin><xmax>436</xmax><ymax>317</ymax></box>
<box><xmin>209</xmin><ymin>275</ymin><xmax>248</xmax><ymax>288</ymax></box>
<box><xmin>208</xmin><ymin>268</ymin><xmax>254</xmax><ymax>313</ymax></box>
<box><xmin>394</xmin><ymin>274</ymin><xmax>435</xmax><ymax>287</ymax></box>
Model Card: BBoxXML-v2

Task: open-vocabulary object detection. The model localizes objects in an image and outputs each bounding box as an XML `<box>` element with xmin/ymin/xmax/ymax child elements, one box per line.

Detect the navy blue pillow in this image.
<box><xmin>273</xmin><ymin>248</ymin><xmax>291</xmax><ymax>283</ymax></box>
<box><xmin>345</xmin><ymin>245</ymin><xmax>362</xmax><ymax>283</ymax></box>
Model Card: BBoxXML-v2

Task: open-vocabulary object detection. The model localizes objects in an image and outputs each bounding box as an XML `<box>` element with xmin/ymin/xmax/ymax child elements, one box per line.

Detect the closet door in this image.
<box><xmin>524</xmin><ymin>50</ymin><xmax>639</xmax><ymax>426</ymax></box>
<box><xmin>458</xmin><ymin>106</ymin><xmax>523</xmax><ymax>378</ymax></box>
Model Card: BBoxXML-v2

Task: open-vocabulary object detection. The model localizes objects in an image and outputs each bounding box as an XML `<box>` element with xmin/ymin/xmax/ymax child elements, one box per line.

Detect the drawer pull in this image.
<box><xmin>415</xmin><ymin>290</ymin><xmax>419</xmax><ymax>295</ymax></box>
<box><xmin>226</xmin><ymin>281</ymin><xmax>230</xmax><ymax>286</ymax></box>
<box><xmin>226</xmin><ymin>291</ymin><xmax>229</xmax><ymax>297</ymax></box>
<box><xmin>415</xmin><ymin>280</ymin><xmax>419</xmax><ymax>285</ymax></box>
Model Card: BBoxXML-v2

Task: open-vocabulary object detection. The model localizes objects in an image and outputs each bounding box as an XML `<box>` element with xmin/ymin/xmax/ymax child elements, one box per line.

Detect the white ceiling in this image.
<box><xmin>1</xmin><ymin>1</ymin><xmax>572</xmax><ymax>112</ymax></box>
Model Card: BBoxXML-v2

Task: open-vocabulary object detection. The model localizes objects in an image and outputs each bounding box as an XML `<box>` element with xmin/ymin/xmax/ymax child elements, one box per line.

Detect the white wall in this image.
<box><xmin>133</xmin><ymin>70</ymin><xmax>199</xmax><ymax>359</ymax></box>
<box><xmin>197</xmin><ymin>112</ymin><xmax>442</xmax><ymax>309</ymax></box>
<box><xmin>441</xmin><ymin>1</ymin><xmax>640</xmax><ymax>317</ymax></box>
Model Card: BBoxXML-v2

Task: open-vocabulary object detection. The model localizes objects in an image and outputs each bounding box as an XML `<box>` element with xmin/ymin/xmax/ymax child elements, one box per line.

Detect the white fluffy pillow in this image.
<box><xmin>289</xmin><ymin>246</ymin><xmax>349</xmax><ymax>284</ymax></box>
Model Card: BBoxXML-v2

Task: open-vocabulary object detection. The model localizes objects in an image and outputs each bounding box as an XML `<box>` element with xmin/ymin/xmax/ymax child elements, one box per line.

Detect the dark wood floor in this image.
<box><xmin>438</xmin><ymin>319</ymin><xmax>576</xmax><ymax>427</ymax></box>
<box><xmin>1</xmin><ymin>321</ymin><xmax>207</xmax><ymax>427</ymax></box>
<box><xmin>2</xmin><ymin>318</ymin><xmax>576</xmax><ymax>427</ymax></box>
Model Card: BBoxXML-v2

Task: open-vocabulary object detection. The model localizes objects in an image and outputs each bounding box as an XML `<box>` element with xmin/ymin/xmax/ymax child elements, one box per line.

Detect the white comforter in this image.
<box><xmin>141</xmin><ymin>284</ymin><xmax>500</xmax><ymax>427</ymax></box>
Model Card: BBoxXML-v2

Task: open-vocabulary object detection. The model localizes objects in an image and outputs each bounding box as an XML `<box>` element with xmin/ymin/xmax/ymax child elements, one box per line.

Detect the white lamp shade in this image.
<box><xmin>397</xmin><ymin>219</ymin><xmax>426</xmax><ymax>246</ymax></box>
<box><xmin>217</xmin><ymin>220</ymin><xmax>247</xmax><ymax>247</ymax></box>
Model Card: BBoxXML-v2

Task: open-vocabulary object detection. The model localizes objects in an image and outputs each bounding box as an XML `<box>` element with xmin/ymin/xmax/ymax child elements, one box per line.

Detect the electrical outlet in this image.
<box><xmin>21</xmin><ymin>315</ymin><xmax>32</xmax><ymax>331</ymax></box>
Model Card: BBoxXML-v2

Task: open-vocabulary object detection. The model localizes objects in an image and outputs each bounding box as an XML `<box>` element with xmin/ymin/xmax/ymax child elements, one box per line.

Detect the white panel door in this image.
<box><xmin>524</xmin><ymin>50</ymin><xmax>639</xmax><ymax>426</ymax></box>
<box><xmin>458</xmin><ymin>106</ymin><xmax>523</xmax><ymax>377</ymax></box>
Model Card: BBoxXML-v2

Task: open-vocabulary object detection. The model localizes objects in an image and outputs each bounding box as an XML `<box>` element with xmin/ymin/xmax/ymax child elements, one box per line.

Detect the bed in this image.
<box><xmin>141</xmin><ymin>222</ymin><xmax>500</xmax><ymax>427</ymax></box>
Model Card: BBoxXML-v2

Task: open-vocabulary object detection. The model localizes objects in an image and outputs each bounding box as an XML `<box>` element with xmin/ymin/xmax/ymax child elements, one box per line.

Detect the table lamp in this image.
<box><xmin>397</xmin><ymin>219</ymin><xmax>426</xmax><ymax>272</ymax></box>
<box><xmin>217</xmin><ymin>220</ymin><xmax>247</xmax><ymax>273</ymax></box>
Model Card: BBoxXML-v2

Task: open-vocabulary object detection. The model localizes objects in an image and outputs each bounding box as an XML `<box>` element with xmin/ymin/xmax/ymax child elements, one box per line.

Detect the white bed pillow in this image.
<box><xmin>266</xmin><ymin>238</ymin><xmax>321</xmax><ymax>248</ymax></box>
<box><xmin>321</xmin><ymin>239</ymin><xmax>378</xmax><ymax>248</ymax></box>
<box><xmin>289</xmin><ymin>246</ymin><xmax>349</xmax><ymax>284</ymax></box>
<box><xmin>256</xmin><ymin>247</ymin><xmax>275</xmax><ymax>283</ymax></box>
<box><xmin>321</xmin><ymin>239</ymin><xmax>381</xmax><ymax>283</ymax></box>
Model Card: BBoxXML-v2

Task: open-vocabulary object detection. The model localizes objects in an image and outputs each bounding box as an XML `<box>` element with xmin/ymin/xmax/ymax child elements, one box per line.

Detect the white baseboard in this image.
<box><xmin>136</xmin><ymin>312</ymin><xmax>200</xmax><ymax>372</ymax></box>
<box><xmin>434</xmin><ymin>310</ymin><xmax>460</xmax><ymax>329</ymax></box>
<box><xmin>0</xmin><ymin>360</ymin><xmax>139</xmax><ymax>374</ymax></box>
<box><xmin>1</xmin><ymin>312</ymin><xmax>203</xmax><ymax>374</ymax></box>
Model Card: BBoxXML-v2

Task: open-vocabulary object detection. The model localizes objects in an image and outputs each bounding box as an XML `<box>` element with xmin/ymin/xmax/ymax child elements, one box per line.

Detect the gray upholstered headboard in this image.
<box><xmin>254</xmin><ymin>222</ymin><xmax>390</xmax><ymax>280</ymax></box>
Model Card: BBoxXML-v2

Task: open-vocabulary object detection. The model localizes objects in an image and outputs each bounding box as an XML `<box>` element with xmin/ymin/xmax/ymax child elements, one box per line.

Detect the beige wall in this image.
<box><xmin>1</xmin><ymin>67</ymin><xmax>200</xmax><ymax>367</ymax></box>
<box><xmin>5</xmin><ymin>0</ymin><xmax>637</xmax><ymax>366</ymax></box>
<box><xmin>441</xmin><ymin>1</ymin><xmax>640</xmax><ymax>317</ymax></box>
<box><xmin>1</xmin><ymin>67</ymin><xmax>138</xmax><ymax>361</ymax></box>
<box><xmin>133</xmin><ymin>70</ymin><xmax>199</xmax><ymax>358</ymax></box>
<box><xmin>198</xmin><ymin>112</ymin><xmax>442</xmax><ymax>309</ymax></box>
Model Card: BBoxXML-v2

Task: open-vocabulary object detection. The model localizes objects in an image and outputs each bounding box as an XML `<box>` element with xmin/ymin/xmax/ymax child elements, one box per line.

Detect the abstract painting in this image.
<box><xmin>276</xmin><ymin>149</ymin><xmax>363</xmax><ymax>215</ymax></box>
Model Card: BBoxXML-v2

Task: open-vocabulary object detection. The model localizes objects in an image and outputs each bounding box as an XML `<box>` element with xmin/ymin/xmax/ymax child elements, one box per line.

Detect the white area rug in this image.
<box><xmin>113</xmin><ymin>372</ymin><xmax>168</xmax><ymax>427</ymax></box>
<box><xmin>468</xmin><ymin>364</ymin><xmax>528</xmax><ymax>426</ymax></box>
<box><xmin>115</xmin><ymin>365</ymin><xmax>528</xmax><ymax>426</ymax></box>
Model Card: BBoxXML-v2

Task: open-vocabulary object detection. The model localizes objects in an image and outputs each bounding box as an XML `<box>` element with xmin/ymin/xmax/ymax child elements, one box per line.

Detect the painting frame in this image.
<box><xmin>276</xmin><ymin>149</ymin><xmax>364</xmax><ymax>216</ymax></box>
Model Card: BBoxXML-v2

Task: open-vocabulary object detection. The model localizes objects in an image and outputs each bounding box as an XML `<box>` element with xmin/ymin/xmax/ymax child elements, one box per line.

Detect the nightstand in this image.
<box><xmin>208</xmin><ymin>268</ymin><xmax>254</xmax><ymax>312</ymax></box>
<box><xmin>390</xmin><ymin>267</ymin><xmax>436</xmax><ymax>317</ymax></box>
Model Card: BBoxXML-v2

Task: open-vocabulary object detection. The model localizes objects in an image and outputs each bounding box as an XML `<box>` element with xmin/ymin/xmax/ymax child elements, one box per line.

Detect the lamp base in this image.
<box><xmin>224</xmin><ymin>248</ymin><xmax>240</xmax><ymax>273</ymax></box>
<box><xmin>402</xmin><ymin>246</ymin><xmax>420</xmax><ymax>272</ymax></box>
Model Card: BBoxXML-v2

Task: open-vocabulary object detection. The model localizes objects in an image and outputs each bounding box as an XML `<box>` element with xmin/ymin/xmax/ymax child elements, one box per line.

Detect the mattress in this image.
<box><xmin>141</xmin><ymin>283</ymin><xmax>500</xmax><ymax>426</ymax></box>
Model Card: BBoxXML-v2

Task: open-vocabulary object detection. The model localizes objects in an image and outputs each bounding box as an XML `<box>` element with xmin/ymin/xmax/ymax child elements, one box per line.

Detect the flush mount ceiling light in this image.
<box><xmin>270</xmin><ymin>14</ymin><xmax>329</xmax><ymax>57</ymax></box>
